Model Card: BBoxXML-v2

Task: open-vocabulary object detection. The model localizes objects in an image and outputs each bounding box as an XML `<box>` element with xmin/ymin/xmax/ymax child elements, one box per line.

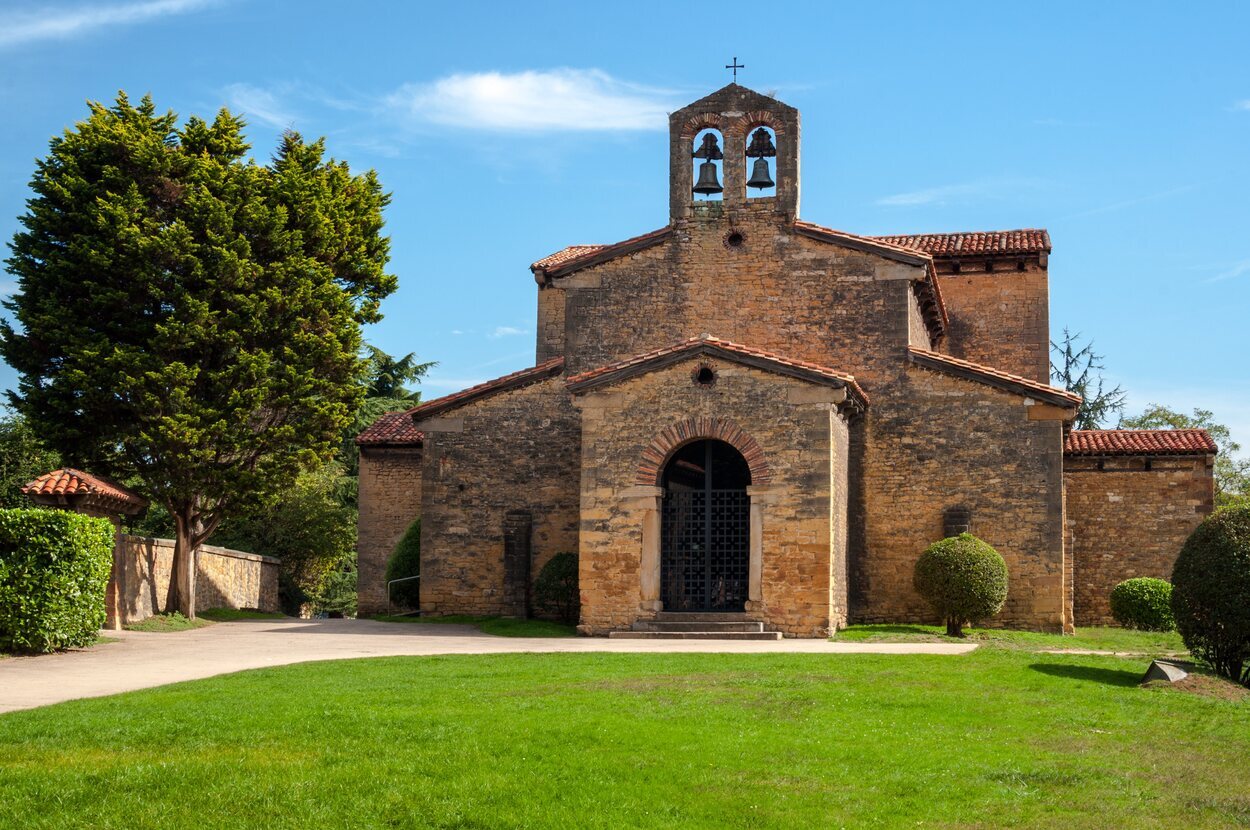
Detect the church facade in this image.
<box><xmin>357</xmin><ymin>85</ymin><xmax>1215</xmax><ymax>636</ymax></box>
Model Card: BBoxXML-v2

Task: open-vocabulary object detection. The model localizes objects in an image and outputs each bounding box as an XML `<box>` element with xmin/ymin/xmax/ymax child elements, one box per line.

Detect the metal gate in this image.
<box><xmin>660</xmin><ymin>489</ymin><xmax>750</xmax><ymax>612</ymax></box>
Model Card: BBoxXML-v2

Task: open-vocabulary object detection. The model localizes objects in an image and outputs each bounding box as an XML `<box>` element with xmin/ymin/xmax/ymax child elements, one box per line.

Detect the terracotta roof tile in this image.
<box><xmin>567</xmin><ymin>335</ymin><xmax>869</xmax><ymax>409</ymax></box>
<box><xmin>907</xmin><ymin>347</ymin><xmax>1081</xmax><ymax>408</ymax></box>
<box><xmin>355</xmin><ymin>411</ymin><xmax>424</xmax><ymax>447</ymax></box>
<box><xmin>531</xmin><ymin>227</ymin><xmax>671</xmax><ymax>278</ymax></box>
<box><xmin>410</xmin><ymin>357</ymin><xmax>566</xmax><ymax>421</ymax></box>
<box><xmin>22</xmin><ymin>468</ymin><xmax>147</xmax><ymax>508</ymax></box>
<box><xmin>871</xmin><ymin>229</ymin><xmax>1051</xmax><ymax>257</ymax></box>
<box><xmin>1065</xmin><ymin>429</ymin><xmax>1216</xmax><ymax>456</ymax></box>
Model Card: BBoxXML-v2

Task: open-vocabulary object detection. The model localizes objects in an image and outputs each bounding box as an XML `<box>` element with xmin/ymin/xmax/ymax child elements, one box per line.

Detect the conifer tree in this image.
<box><xmin>1</xmin><ymin>93</ymin><xmax>396</xmax><ymax>616</ymax></box>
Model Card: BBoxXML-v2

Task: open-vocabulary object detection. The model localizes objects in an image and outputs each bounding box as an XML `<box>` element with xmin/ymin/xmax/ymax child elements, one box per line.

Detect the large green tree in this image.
<box><xmin>0</xmin><ymin>409</ymin><xmax>60</xmax><ymax>509</ymax></box>
<box><xmin>1120</xmin><ymin>405</ymin><xmax>1250</xmax><ymax>506</ymax></box>
<box><xmin>1</xmin><ymin>93</ymin><xmax>396</xmax><ymax>616</ymax></box>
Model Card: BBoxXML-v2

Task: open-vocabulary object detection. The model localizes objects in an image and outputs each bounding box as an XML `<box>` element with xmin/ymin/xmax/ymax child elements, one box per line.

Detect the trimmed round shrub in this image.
<box><xmin>1109</xmin><ymin>577</ymin><xmax>1174</xmax><ymax>631</ymax></box>
<box><xmin>385</xmin><ymin>518</ymin><xmax>421</xmax><ymax>609</ymax></box>
<box><xmin>533</xmin><ymin>552</ymin><xmax>579</xmax><ymax>625</ymax></box>
<box><xmin>0</xmin><ymin>508</ymin><xmax>114</xmax><ymax>653</ymax></box>
<box><xmin>913</xmin><ymin>533</ymin><xmax>1008</xmax><ymax>637</ymax></box>
<box><xmin>1171</xmin><ymin>505</ymin><xmax>1250</xmax><ymax>686</ymax></box>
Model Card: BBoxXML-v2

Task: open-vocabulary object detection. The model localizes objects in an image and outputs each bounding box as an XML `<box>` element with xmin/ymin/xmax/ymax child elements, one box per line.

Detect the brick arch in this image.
<box><xmin>679</xmin><ymin>111</ymin><xmax>725</xmax><ymax>141</ymax></box>
<box><xmin>729</xmin><ymin>110</ymin><xmax>786</xmax><ymax>138</ymax></box>
<box><xmin>636</xmin><ymin>417</ymin><xmax>772</xmax><ymax>486</ymax></box>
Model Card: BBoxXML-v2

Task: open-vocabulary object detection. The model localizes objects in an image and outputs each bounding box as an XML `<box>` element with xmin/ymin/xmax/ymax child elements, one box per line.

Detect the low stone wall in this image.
<box><xmin>106</xmin><ymin>535</ymin><xmax>280</xmax><ymax>626</ymax></box>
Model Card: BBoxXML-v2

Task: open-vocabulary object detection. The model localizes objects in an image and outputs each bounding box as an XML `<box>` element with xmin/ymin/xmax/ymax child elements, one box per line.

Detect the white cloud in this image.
<box><xmin>489</xmin><ymin>326</ymin><xmax>527</xmax><ymax>339</ymax></box>
<box><xmin>385</xmin><ymin>69</ymin><xmax>675</xmax><ymax>132</ymax></box>
<box><xmin>0</xmin><ymin>0</ymin><xmax>217</xmax><ymax>48</ymax></box>
<box><xmin>1234</xmin><ymin>100</ymin><xmax>1250</xmax><ymax>111</ymax></box>
<box><xmin>1203</xmin><ymin>258</ymin><xmax>1250</xmax><ymax>284</ymax></box>
<box><xmin>222</xmin><ymin>82</ymin><xmax>297</xmax><ymax>130</ymax></box>
<box><xmin>1058</xmin><ymin>184</ymin><xmax>1197</xmax><ymax>221</ymax></box>
<box><xmin>875</xmin><ymin>178</ymin><xmax>1047</xmax><ymax>207</ymax></box>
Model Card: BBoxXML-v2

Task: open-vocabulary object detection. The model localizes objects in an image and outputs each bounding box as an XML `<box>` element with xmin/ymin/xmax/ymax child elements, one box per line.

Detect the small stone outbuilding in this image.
<box><xmin>357</xmin><ymin>84</ymin><xmax>1215</xmax><ymax>635</ymax></box>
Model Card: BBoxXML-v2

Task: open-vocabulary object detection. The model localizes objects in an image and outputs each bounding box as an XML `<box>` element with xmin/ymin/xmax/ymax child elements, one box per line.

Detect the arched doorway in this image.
<box><xmin>660</xmin><ymin>439</ymin><xmax>751</xmax><ymax>612</ymax></box>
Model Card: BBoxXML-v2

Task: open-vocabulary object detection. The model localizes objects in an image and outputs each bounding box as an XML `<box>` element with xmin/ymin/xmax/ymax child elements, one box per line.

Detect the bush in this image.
<box><xmin>913</xmin><ymin>533</ymin><xmax>1008</xmax><ymax>637</ymax></box>
<box><xmin>1171</xmin><ymin>505</ymin><xmax>1250</xmax><ymax>686</ymax></box>
<box><xmin>0</xmin><ymin>508</ymin><xmax>114</xmax><ymax>652</ymax></box>
<box><xmin>533</xmin><ymin>552</ymin><xmax>579</xmax><ymax>625</ymax></box>
<box><xmin>1109</xmin><ymin>577</ymin><xmax>1175</xmax><ymax>631</ymax></box>
<box><xmin>385</xmin><ymin>518</ymin><xmax>421</xmax><ymax>609</ymax></box>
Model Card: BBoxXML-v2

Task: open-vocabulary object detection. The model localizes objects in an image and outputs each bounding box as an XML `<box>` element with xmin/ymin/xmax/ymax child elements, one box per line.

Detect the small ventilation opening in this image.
<box><xmin>725</xmin><ymin>231</ymin><xmax>744</xmax><ymax>248</ymax></box>
<box><xmin>695</xmin><ymin>366</ymin><xmax>716</xmax><ymax>386</ymax></box>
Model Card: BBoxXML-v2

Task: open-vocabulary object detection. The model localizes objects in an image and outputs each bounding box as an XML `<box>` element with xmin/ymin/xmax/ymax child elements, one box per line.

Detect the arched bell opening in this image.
<box><xmin>691</xmin><ymin>128</ymin><xmax>725</xmax><ymax>201</ymax></box>
<box><xmin>744</xmin><ymin>125</ymin><xmax>777</xmax><ymax>199</ymax></box>
<box><xmin>660</xmin><ymin>439</ymin><xmax>751</xmax><ymax>612</ymax></box>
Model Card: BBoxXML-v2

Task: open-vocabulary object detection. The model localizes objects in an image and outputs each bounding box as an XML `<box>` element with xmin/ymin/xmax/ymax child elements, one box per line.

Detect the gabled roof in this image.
<box><xmin>409</xmin><ymin>357</ymin><xmax>566</xmax><ymax>421</ymax></box>
<box><xmin>872</xmin><ymin>229</ymin><xmax>1050</xmax><ymax>257</ymax></box>
<box><xmin>566</xmin><ymin>334</ymin><xmax>869</xmax><ymax>414</ymax></box>
<box><xmin>22</xmin><ymin>468</ymin><xmax>148</xmax><ymax>514</ymax></box>
<box><xmin>907</xmin><ymin>347</ymin><xmax>1081</xmax><ymax>409</ymax></box>
<box><xmin>1065</xmin><ymin>429</ymin><xmax>1216</xmax><ymax>457</ymax></box>
<box><xmin>531</xmin><ymin>227</ymin><xmax>672</xmax><ymax>282</ymax></box>
<box><xmin>356</xmin><ymin>411</ymin><xmax>424</xmax><ymax>447</ymax></box>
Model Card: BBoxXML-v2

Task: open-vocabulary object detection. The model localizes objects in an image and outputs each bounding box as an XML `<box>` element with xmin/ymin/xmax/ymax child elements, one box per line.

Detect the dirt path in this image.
<box><xmin>0</xmin><ymin>617</ymin><xmax>977</xmax><ymax>714</ymax></box>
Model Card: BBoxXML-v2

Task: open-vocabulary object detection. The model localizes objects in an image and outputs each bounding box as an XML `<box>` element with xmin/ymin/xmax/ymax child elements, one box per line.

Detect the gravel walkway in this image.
<box><xmin>0</xmin><ymin>617</ymin><xmax>977</xmax><ymax>713</ymax></box>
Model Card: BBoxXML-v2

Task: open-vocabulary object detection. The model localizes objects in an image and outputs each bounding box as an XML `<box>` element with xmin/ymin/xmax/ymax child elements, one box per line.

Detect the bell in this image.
<box><xmin>747</xmin><ymin>157</ymin><xmax>775</xmax><ymax>190</ymax></box>
<box><xmin>693</xmin><ymin>160</ymin><xmax>723</xmax><ymax>195</ymax></box>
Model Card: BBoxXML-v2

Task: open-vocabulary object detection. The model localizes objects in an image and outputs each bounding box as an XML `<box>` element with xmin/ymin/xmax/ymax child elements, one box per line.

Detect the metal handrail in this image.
<box><xmin>386</xmin><ymin>574</ymin><xmax>420</xmax><ymax>616</ymax></box>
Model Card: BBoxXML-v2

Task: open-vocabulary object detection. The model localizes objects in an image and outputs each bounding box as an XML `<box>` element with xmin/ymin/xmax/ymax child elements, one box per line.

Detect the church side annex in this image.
<box><xmin>357</xmin><ymin>84</ymin><xmax>1215</xmax><ymax>636</ymax></box>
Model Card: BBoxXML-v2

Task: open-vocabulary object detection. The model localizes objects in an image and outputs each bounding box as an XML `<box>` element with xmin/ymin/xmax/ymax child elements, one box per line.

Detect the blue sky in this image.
<box><xmin>1</xmin><ymin>0</ymin><xmax>1248</xmax><ymax>452</ymax></box>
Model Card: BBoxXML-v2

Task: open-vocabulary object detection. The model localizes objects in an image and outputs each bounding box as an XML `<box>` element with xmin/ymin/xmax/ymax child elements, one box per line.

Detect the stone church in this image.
<box><xmin>357</xmin><ymin>84</ymin><xmax>1215</xmax><ymax>636</ymax></box>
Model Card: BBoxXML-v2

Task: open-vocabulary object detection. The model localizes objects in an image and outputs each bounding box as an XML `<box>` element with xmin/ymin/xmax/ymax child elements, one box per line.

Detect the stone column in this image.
<box><xmin>621</xmin><ymin>485</ymin><xmax>664</xmax><ymax>613</ymax></box>
<box><xmin>744</xmin><ymin>485</ymin><xmax>781</xmax><ymax>615</ymax></box>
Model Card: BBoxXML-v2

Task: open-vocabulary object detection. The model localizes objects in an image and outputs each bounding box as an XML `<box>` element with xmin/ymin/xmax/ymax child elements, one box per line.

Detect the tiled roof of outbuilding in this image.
<box><xmin>1064</xmin><ymin>429</ymin><xmax>1217</xmax><ymax>456</ymax></box>
<box><xmin>871</xmin><ymin>229</ymin><xmax>1051</xmax><ymax>257</ymax></box>
<box><xmin>907</xmin><ymin>347</ymin><xmax>1082</xmax><ymax>409</ymax></box>
<box><xmin>22</xmin><ymin>468</ymin><xmax>147</xmax><ymax>509</ymax></box>
<box><xmin>409</xmin><ymin>357</ymin><xmax>566</xmax><ymax>421</ymax></box>
<box><xmin>355</xmin><ymin>411</ymin><xmax>424</xmax><ymax>447</ymax></box>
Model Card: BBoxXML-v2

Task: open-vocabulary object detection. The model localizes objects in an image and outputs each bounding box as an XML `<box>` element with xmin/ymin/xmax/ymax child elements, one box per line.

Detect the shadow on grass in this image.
<box><xmin>1029</xmin><ymin>662</ymin><xmax>1141</xmax><ymax>687</ymax></box>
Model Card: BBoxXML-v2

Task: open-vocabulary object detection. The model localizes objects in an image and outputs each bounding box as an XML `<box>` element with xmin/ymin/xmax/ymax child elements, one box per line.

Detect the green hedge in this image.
<box><xmin>1109</xmin><ymin>577</ymin><xmax>1174</xmax><ymax>631</ymax></box>
<box><xmin>1171</xmin><ymin>505</ymin><xmax>1250</xmax><ymax>686</ymax></box>
<box><xmin>533</xmin><ymin>552</ymin><xmax>579</xmax><ymax>625</ymax></box>
<box><xmin>914</xmin><ymin>533</ymin><xmax>1008</xmax><ymax>637</ymax></box>
<box><xmin>0</xmin><ymin>508</ymin><xmax>114</xmax><ymax>653</ymax></box>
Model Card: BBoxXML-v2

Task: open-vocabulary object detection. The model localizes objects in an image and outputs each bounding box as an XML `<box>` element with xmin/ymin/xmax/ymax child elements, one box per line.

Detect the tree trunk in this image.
<box><xmin>166</xmin><ymin>512</ymin><xmax>200</xmax><ymax>618</ymax></box>
<box><xmin>946</xmin><ymin>617</ymin><xmax>964</xmax><ymax>638</ymax></box>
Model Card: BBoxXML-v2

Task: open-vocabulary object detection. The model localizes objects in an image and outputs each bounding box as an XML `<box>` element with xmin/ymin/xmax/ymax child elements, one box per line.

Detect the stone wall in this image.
<box><xmin>855</xmin><ymin>365</ymin><xmax>1070</xmax><ymax>632</ymax></box>
<box><xmin>416</xmin><ymin>377</ymin><xmax>581</xmax><ymax>617</ymax></box>
<box><xmin>936</xmin><ymin>264</ymin><xmax>1050</xmax><ymax>384</ymax></box>
<box><xmin>357</xmin><ymin>446</ymin><xmax>423</xmax><ymax>615</ymax></box>
<box><xmin>109</xmin><ymin>536</ymin><xmax>279</xmax><ymax>625</ymax></box>
<box><xmin>574</xmin><ymin>356</ymin><xmax>852</xmax><ymax>637</ymax></box>
<box><xmin>1065</xmin><ymin>455</ymin><xmax>1214</xmax><ymax>626</ymax></box>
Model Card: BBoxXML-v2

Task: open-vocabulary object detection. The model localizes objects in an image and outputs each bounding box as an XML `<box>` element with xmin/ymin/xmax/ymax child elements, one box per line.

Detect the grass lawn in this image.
<box><xmin>122</xmin><ymin>612</ymin><xmax>213</xmax><ymax>633</ymax></box>
<box><xmin>371</xmin><ymin>613</ymin><xmax>577</xmax><ymax>637</ymax></box>
<box><xmin>835</xmin><ymin>623</ymin><xmax>1189</xmax><ymax>654</ymax></box>
<box><xmin>197</xmin><ymin>608</ymin><xmax>287</xmax><ymax>622</ymax></box>
<box><xmin>1</xmin><ymin>631</ymin><xmax>1246</xmax><ymax>828</ymax></box>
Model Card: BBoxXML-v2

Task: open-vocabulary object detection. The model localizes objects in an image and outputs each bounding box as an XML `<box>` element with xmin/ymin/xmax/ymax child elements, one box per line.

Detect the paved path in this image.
<box><xmin>0</xmin><ymin>618</ymin><xmax>976</xmax><ymax>714</ymax></box>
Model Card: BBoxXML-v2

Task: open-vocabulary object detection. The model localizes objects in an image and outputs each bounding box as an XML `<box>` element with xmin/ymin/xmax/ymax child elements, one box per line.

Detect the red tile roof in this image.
<box><xmin>531</xmin><ymin>227</ymin><xmax>672</xmax><ymax>279</ymax></box>
<box><xmin>410</xmin><ymin>357</ymin><xmax>566</xmax><ymax>421</ymax></box>
<box><xmin>355</xmin><ymin>411</ymin><xmax>424</xmax><ymax>447</ymax></box>
<box><xmin>907</xmin><ymin>347</ymin><xmax>1082</xmax><ymax>408</ymax></box>
<box><xmin>1065</xmin><ymin>429</ymin><xmax>1217</xmax><ymax>456</ymax></box>
<box><xmin>566</xmin><ymin>334</ymin><xmax>870</xmax><ymax>410</ymax></box>
<box><xmin>871</xmin><ymin>229</ymin><xmax>1051</xmax><ymax>257</ymax></box>
<box><xmin>22</xmin><ymin>468</ymin><xmax>147</xmax><ymax>509</ymax></box>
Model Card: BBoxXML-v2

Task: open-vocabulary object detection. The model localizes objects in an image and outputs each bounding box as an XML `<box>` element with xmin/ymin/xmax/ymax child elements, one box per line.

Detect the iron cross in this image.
<box><xmin>725</xmin><ymin>57</ymin><xmax>744</xmax><ymax>82</ymax></box>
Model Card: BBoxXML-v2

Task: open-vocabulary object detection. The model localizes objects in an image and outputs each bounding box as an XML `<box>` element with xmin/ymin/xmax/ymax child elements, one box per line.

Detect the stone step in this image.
<box><xmin>608</xmin><ymin>630</ymin><xmax>783</xmax><ymax>641</ymax></box>
<box><xmin>632</xmin><ymin>620</ymin><xmax>764</xmax><ymax>633</ymax></box>
<box><xmin>654</xmin><ymin>612</ymin><xmax>751</xmax><ymax>623</ymax></box>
